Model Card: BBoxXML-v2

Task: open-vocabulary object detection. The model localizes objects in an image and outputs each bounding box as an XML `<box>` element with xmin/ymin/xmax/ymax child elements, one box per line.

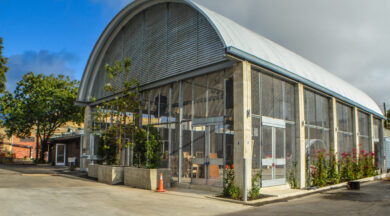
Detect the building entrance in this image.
<box><xmin>191</xmin><ymin>117</ymin><xmax>224</xmax><ymax>187</ymax></box>
<box><xmin>261</xmin><ymin>117</ymin><xmax>286</xmax><ymax>187</ymax></box>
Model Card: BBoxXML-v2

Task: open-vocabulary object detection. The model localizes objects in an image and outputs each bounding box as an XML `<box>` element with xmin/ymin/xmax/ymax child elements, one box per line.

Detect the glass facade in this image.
<box><xmin>251</xmin><ymin>69</ymin><xmax>296</xmax><ymax>186</ymax></box>
<box><xmin>304</xmin><ymin>90</ymin><xmax>330</xmax><ymax>158</ymax></box>
<box><xmin>304</xmin><ymin>89</ymin><xmax>330</xmax><ymax>184</ymax></box>
<box><xmin>373</xmin><ymin>118</ymin><xmax>381</xmax><ymax>167</ymax></box>
<box><xmin>358</xmin><ymin>111</ymin><xmax>371</xmax><ymax>153</ymax></box>
<box><xmin>337</xmin><ymin>102</ymin><xmax>354</xmax><ymax>156</ymax></box>
<box><xmin>89</xmin><ymin>64</ymin><xmax>384</xmax><ymax>188</ymax></box>
<box><xmin>94</xmin><ymin>68</ymin><xmax>235</xmax><ymax>186</ymax></box>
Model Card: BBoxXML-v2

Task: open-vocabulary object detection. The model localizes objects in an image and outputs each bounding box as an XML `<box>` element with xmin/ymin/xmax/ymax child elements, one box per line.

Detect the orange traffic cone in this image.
<box><xmin>156</xmin><ymin>173</ymin><xmax>165</xmax><ymax>192</ymax></box>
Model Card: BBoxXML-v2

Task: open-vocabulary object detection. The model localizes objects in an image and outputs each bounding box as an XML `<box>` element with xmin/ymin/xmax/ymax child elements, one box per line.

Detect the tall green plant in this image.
<box><xmin>223</xmin><ymin>167</ymin><xmax>240</xmax><ymax>199</ymax></box>
<box><xmin>249</xmin><ymin>173</ymin><xmax>261</xmax><ymax>200</ymax></box>
<box><xmin>312</xmin><ymin>150</ymin><xmax>327</xmax><ymax>187</ymax></box>
<box><xmin>97</xmin><ymin>127</ymin><xmax>118</xmax><ymax>165</ymax></box>
<box><xmin>288</xmin><ymin>162</ymin><xmax>298</xmax><ymax>189</ymax></box>
<box><xmin>326</xmin><ymin>151</ymin><xmax>339</xmax><ymax>185</ymax></box>
<box><xmin>92</xmin><ymin>57</ymin><xmax>140</xmax><ymax>165</ymax></box>
<box><xmin>340</xmin><ymin>153</ymin><xmax>354</xmax><ymax>181</ymax></box>
<box><xmin>133</xmin><ymin>126</ymin><xmax>162</xmax><ymax>168</ymax></box>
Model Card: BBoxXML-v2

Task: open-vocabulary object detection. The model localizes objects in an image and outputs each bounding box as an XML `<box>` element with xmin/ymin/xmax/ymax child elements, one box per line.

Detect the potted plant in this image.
<box><xmin>124</xmin><ymin>126</ymin><xmax>171</xmax><ymax>190</ymax></box>
<box><xmin>88</xmin><ymin>57</ymin><xmax>140</xmax><ymax>185</ymax></box>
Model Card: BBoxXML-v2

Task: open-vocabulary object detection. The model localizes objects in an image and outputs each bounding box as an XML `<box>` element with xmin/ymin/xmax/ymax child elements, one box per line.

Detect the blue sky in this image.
<box><xmin>0</xmin><ymin>0</ymin><xmax>132</xmax><ymax>90</ymax></box>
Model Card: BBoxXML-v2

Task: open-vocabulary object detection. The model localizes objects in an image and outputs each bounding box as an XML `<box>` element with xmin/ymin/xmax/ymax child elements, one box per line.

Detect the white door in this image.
<box><xmin>261</xmin><ymin>116</ymin><xmax>286</xmax><ymax>187</ymax></box>
<box><xmin>56</xmin><ymin>144</ymin><xmax>66</xmax><ymax>166</ymax></box>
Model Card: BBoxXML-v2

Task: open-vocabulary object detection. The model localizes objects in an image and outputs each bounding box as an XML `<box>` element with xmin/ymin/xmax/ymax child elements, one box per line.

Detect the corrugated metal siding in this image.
<box><xmin>91</xmin><ymin>2</ymin><xmax>224</xmax><ymax>99</ymax></box>
<box><xmin>123</xmin><ymin>12</ymin><xmax>144</xmax><ymax>84</ymax></box>
<box><xmin>167</xmin><ymin>3</ymin><xmax>198</xmax><ymax>76</ymax></box>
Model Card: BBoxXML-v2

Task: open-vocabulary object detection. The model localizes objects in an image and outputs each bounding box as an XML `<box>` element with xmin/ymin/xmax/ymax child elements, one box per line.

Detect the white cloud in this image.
<box><xmin>194</xmin><ymin>0</ymin><xmax>390</xmax><ymax>106</ymax></box>
<box><xmin>6</xmin><ymin>50</ymin><xmax>78</xmax><ymax>91</ymax></box>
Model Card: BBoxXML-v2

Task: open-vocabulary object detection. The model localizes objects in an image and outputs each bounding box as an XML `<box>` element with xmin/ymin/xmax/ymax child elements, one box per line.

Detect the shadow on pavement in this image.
<box><xmin>0</xmin><ymin>164</ymin><xmax>96</xmax><ymax>182</ymax></box>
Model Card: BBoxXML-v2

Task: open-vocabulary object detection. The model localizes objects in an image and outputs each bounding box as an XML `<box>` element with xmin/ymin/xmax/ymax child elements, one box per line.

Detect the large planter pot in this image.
<box><xmin>88</xmin><ymin>164</ymin><xmax>99</xmax><ymax>179</ymax></box>
<box><xmin>97</xmin><ymin>165</ymin><xmax>124</xmax><ymax>185</ymax></box>
<box><xmin>124</xmin><ymin>167</ymin><xmax>171</xmax><ymax>190</ymax></box>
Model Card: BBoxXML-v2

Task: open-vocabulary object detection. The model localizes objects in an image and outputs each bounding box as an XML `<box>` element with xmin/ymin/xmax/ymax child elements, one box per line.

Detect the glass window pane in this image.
<box><xmin>209</xmin><ymin>125</ymin><xmax>224</xmax><ymax>186</ymax></box>
<box><xmin>182</xmin><ymin>121</ymin><xmax>192</xmax><ymax>180</ymax></box>
<box><xmin>286</xmin><ymin>123</ymin><xmax>295</xmax><ymax>171</ymax></box>
<box><xmin>225</xmin><ymin>67</ymin><xmax>234</xmax><ymax>117</ymax></box>
<box><xmin>141</xmin><ymin>91</ymin><xmax>149</xmax><ymax>126</ymax></box>
<box><xmin>261</xmin><ymin>73</ymin><xmax>273</xmax><ymax>117</ymax></box>
<box><xmin>359</xmin><ymin>111</ymin><xmax>369</xmax><ymax>136</ymax></box>
<box><xmin>275</xmin><ymin>128</ymin><xmax>285</xmax><ymax>179</ymax></box>
<box><xmin>150</xmin><ymin>88</ymin><xmax>159</xmax><ymax>124</ymax></box>
<box><xmin>171</xmin><ymin>83</ymin><xmax>180</xmax><ymax>122</ymax></box>
<box><xmin>156</xmin><ymin>124</ymin><xmax>169</xmax><ymax>168</ymax></box>
<box><xmin>251</xmin><ymin>71</ymin><xmax>260</xmax><ymax>115</ymax></box>
<box><xmin>252</xmin><ymin>118</ymin><xmax>261</xmax><ymax>169</ymax></box>
<box><xmin>304</xmin><ymin>90</ymin><xmax>316</xmax><ymax>125</ymax></box>
<box><xmin>208</xmin><ymin>71</ymin><xmax>224</xmax><ymax>117</ymax></box>
<box><xmin>159</xmin><ymin>85</ymin><xmax>169</xmax><ymax>123</ymax></box>
<box><xmin>193</xmin><ymin>75</ymin><xmax>207</xmax><ymax>118</ymax></box>
<box><xmin>182</xmin><ymin>79</ymin><xmax>193</xmax><ymax>120</ymax></box>
<box><xmin>284</xmin><ymin>83</ymin><xmax>295</xmax><ymax>121</ymax></box>
<box><xmin>273</xmin><ymin>78</ymin><xmax>283</xmax><ymax>119</ymax></box>
<box><xmin>262</xmin><ymin>126</ymin><xmax>272</xmax><ymax>181</ymax></box>
<box><xmin>170</xmin><ymin>123</ymin><xmax>180</xmax><ymax>179</ymax></box>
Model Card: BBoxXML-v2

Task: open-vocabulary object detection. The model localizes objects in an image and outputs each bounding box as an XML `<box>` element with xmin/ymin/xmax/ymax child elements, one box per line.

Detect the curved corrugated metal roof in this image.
<box><xmin>189</xmin><ymin>0</ymin><xmax>383</xmax><ymax>117</ymax></box>
<box><xmin>78</xmin><ymin>0</ymin><xmax>383</xmax><ymax>117</ymax></box>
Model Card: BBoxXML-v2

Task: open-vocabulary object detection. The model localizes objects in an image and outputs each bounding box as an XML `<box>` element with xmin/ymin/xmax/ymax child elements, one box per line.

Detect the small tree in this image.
<box><xmin>93</xmin><ymin>57</ymin><xmax>140</xmax><ymax>165</ymax></box>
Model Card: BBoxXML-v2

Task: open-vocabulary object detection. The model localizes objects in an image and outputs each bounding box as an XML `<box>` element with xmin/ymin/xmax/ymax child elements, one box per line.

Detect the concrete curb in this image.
<box><xmin>207</xmin><ymin>172</ymin><xmax>390</xmax><ymax>206</ymax></box>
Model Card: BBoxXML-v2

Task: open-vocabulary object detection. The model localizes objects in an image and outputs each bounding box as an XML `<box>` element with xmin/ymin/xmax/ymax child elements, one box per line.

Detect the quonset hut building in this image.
<box><xmin>77</xmin><ymin>0</ymin><xmax>385</xmax><ymax>191</ymax></box>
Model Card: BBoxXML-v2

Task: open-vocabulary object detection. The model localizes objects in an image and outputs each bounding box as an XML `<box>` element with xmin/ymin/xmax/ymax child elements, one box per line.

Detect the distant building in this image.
<box><xmin>0</xmin><ymin>122</ymin><xmax>83</xmax><ymax>161</ymax></box>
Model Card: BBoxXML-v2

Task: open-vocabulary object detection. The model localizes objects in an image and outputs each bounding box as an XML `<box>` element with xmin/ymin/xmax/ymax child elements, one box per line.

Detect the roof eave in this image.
<box><xmin>226</xmin><ymin>46</ymin><xmax>385</xmax><ymax>119</ymax></box>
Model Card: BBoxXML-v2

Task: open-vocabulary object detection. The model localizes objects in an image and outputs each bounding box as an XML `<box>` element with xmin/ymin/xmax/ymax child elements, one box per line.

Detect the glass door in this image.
<box><xmin>261</xmin><ymin>118</ymin><xmax>286</xmax><ymax>187</ymax></box>
<box><xmin>192</xmin><ymin>125</ymin><xmax>207</xmax><ymax>184</ymax></box>
<box><xmin>191</xmin><ymin>124</ymin><xmax>224</xmax><ymax>186</ymax></box>
<box><xmin>56</xmin><ymin>144</ymin><xmax>66</xmax><ymax>166</ymax></box>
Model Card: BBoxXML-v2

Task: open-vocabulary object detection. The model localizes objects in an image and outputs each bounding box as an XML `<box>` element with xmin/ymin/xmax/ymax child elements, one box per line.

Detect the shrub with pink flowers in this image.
<box><xmin>310</xmin><ymin>147</ymin><xmax>377</xmax><ymax>187</ymax></box>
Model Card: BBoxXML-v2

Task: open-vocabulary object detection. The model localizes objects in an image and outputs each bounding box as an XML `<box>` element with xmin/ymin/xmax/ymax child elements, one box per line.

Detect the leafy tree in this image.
<box><xmin>93</xmin><ymin>57</ymin><xmax>140</xmax><ymax>165</ymax></box>
<box><xmin>1</xmin><ymin>72</ymin><xmax>83</xmax><ymax>161</ymax></box>
<box><xmin>0</xmin><ymin>37</ymin><xmax>8</xmax><ymax>92</ymax></box>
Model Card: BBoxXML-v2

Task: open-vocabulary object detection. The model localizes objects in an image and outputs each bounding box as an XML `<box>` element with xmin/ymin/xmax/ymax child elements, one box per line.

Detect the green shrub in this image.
<box><xmin>248</xmin><ymin>173</ymin><xmax>261</xmax><ymax>200</ymax></box>
<box><xmin>312</xmin><ymin>150</ymin><xmax>327</xmax><ymax>187</ymax></box>
<box><xmin>288</xmin><ymin>162</ymin><xmax>298</xmax><ymax>189</ymax></box>
<box><xmin>134</xmin><ymin>126</ymin><xmax>162</xmax><ymax>169</ymax></box>
<box><xmin>97</xmin><ymin>127</ymin><xmax>118</xmax><ymax>165</ymax></box>
<box><xmin>223</xmin><ymin>168</ymin><xmax>241</xmax><ymax>199</ymax></box>
<box><xmin>326</xmin><ymin>151</ymin><xmax>339</xmax><ymax>185</ymax></box>
<box><xmin>340</xmin><ymin>153</ymin><xmax>354</xmax><ymax>182</ymax></box>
